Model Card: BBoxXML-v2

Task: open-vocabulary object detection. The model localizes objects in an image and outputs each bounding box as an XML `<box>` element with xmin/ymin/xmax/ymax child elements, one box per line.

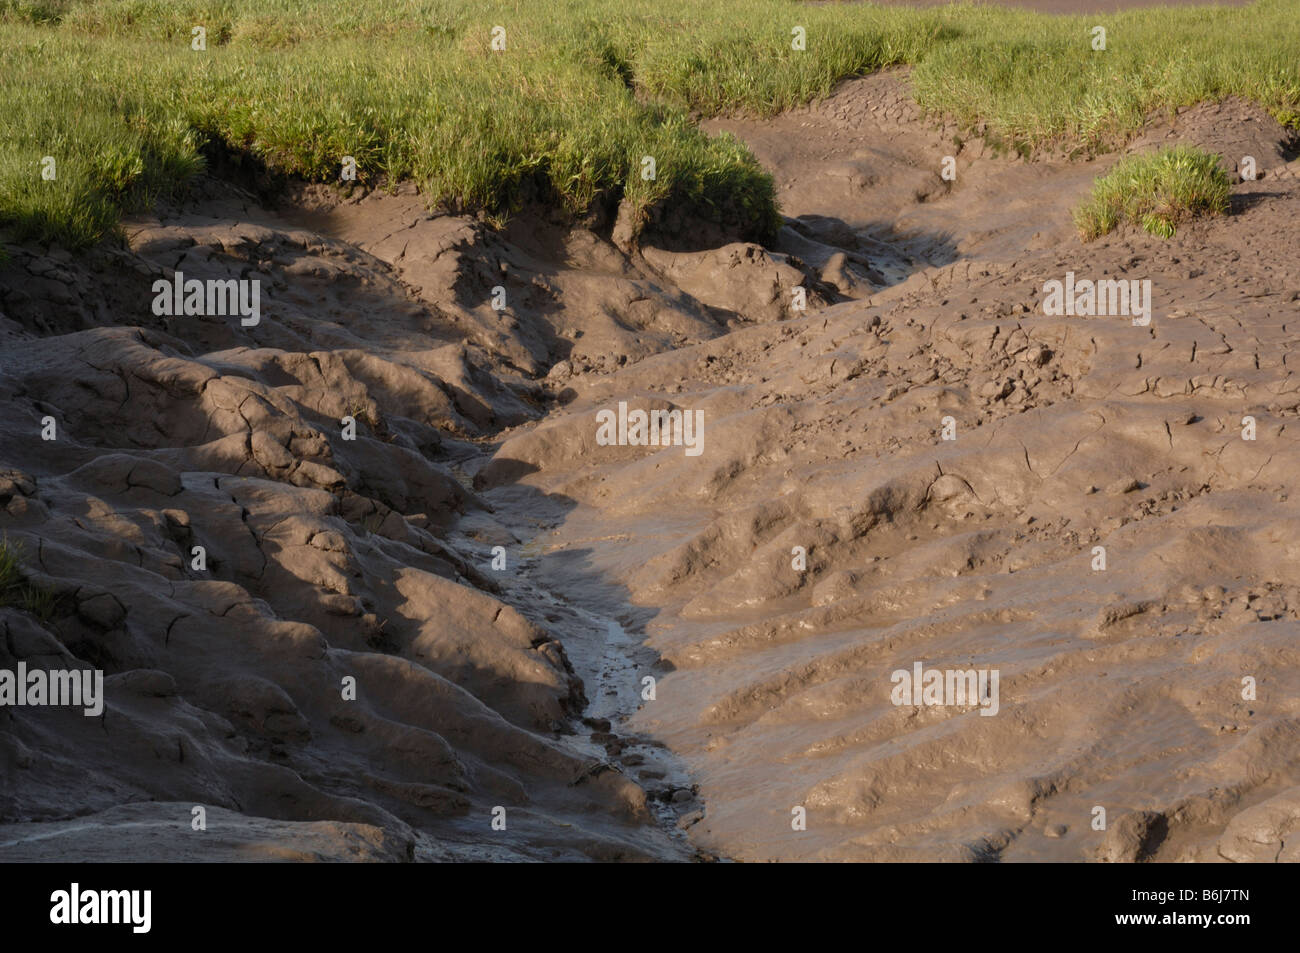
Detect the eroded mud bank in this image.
<box><xmin>2</xmin><ymin>74</ymin><xmax>1299</xmax><ymax>862</ymax></box>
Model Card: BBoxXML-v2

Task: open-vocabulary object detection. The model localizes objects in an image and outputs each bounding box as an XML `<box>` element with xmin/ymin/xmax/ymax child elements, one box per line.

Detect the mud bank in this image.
<box><xmin>3</xmin><ymin>73</ymin><xmax>1299</xmax><ymax>862</ymax></box>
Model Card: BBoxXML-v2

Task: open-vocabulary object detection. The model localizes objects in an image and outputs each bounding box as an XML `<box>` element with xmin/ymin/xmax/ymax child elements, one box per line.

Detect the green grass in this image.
<box><xmin>1074</xmin><ymin>145</ymin><xmax>1232</xmax><ymax>240</ymax></box>
<box><xmin>0</xmin><ymin>536</ymin><xmax>61</xmax><ymax>621</ymax></box>
<box><xmin>1</xmin><ymin>1</ymin><xmax>1297</xmax><ymax>248</ymax></box>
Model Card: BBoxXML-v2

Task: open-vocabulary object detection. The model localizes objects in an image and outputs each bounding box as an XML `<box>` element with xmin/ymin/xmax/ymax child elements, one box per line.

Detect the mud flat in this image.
<box><xmin>2</xmin><ymin>70</ymin><xmax>1299</xmax><ymax>862</ymax></box>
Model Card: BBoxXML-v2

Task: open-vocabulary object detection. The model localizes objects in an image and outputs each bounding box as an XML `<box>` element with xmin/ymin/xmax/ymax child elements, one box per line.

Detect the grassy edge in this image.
<box><xmin>1</xmin><ymin>1</ymin><xmax>1296</xmax><ymax>248</ymax></box>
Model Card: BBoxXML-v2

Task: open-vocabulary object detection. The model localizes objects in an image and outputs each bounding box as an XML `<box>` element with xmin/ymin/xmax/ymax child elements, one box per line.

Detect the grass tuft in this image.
<box><xmin>0</xmin><ymin>536</ymin><xmax>62</xmax><ymax>621</ymax></box>
<box><xmin>1073</xmin><ymin>145</ymin><xmax>1231</xmax><ymax>240</ymax></box>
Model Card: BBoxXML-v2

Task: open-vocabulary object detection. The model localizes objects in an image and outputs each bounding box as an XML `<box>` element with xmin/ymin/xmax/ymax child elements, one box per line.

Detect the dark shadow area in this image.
<box><xmin>1229</xmin><ymin>188</ymin><xmax>1289</xmax><ymax>215</ymax></box>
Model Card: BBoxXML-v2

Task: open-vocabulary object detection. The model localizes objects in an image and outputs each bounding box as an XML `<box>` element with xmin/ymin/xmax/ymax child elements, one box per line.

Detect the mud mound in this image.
<box><xmin>0</xmin><ymin>803</ymin><xmax>416</xmax><ymax>862</ymax></box>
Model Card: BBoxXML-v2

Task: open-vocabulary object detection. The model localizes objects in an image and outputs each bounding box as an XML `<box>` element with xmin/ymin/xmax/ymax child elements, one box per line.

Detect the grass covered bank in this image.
<box><xmin>1</xmin><ymin>0</ymin><xmax>1297</xmax><ymax>248</ymax></box>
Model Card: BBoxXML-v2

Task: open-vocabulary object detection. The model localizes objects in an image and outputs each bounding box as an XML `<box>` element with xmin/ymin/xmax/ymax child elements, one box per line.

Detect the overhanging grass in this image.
<box><xmin>1</xmin><ymin>1</ymin><xmax>1296</xmax><ymax>248</ymax></box>
<box><xmin>1073</xmin><ymin>144</ymin><xmax>1231</xmax><ymax>239</ymax></box>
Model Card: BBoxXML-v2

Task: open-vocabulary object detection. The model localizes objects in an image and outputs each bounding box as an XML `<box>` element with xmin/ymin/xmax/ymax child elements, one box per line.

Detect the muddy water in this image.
<box><xmin>453</xmin><ymin>490</ymin><xmax>707</xmax><ymax>857</ymax></box>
